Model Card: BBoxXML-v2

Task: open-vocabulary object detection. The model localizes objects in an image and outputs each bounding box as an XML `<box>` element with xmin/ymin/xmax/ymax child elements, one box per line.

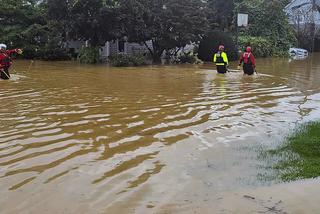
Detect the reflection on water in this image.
<box><xmin>1</xmin><ymin>54</ymin><xmax>320</xmax><ymax>213</ymax></box>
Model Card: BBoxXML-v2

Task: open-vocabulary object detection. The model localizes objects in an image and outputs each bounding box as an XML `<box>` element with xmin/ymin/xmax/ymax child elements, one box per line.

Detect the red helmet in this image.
<box><xmin>219</xmin><ymin>45</ymin><xmax>225</xmax><ymax>51</ymax></box>
<box><xmin>246</xmin><ymin>46</ymin><xmax>252</xmax><ymax>52</ymax></box>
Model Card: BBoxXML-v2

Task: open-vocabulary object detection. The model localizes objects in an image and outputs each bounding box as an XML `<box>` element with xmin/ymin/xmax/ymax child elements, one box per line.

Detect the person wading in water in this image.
<box><xmin>213</xmin><ymin>45</ymin><xmax>229</xmax><ymax>74</ymax></box>
<box><xmin>0</xmin><ymin>44</ymin><xmax>23</xmax><ymax>80</ymax></box>
<box><xmin>238</xmin><ymin>46</ymin><xmax>256</xmax><ymax>75</ymax></box>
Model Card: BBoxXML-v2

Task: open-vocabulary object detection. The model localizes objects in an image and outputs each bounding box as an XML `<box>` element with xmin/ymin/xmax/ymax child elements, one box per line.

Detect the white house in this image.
<box><xmin>285</xmin><ymin>0</ymin><xmax>320</xmax><ymax>50</ymax></box>
<box><xmin>67</xmin><ymin>39</ymin><xmax>153</xmax><ymax>61</ymax></box>
<box><xmin>285</xmin><ymin>0</ymin><xmax>320</xmax><ymax>28</ymax></box>
<box><xmin>99</xmin><ymin>39</ymin><xmax>153</xmax><ymax>61</ymax></box>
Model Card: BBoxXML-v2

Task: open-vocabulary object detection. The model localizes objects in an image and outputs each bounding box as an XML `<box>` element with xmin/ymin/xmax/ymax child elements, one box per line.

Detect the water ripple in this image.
<box><xmin>0</xmin><ymin>60</ymin><xmax>320</xmax><ymax>198</ymax></box>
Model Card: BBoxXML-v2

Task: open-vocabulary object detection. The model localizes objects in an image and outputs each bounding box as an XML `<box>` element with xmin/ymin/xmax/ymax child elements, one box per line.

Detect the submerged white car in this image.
<box><xmin>289</xmin><ymin>48</ymin><xmax>308</xmax><ymax>58</ymax></box>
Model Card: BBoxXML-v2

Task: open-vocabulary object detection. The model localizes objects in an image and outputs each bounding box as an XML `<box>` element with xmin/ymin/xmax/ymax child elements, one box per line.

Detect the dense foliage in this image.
<box><xmin>198</xmin><ymin>30</ymin><xmax>238</xmax><ymax>62</ymax></box>
<box><xmin>78</xmin><ymin>47</ymin><xmax>100</xmax><ymax>64</ymax></box>
<box><xmin>109</xmin><ymin>53</ymin><xmax>147</xmax><ymax>67</ymax></box>
<box><xmin>238</xmin><ymin>36</ymin><xmax>272</xmax><ymax>57</ymax></box>
<box><xmin>0</xmin><ymin>0</ymin><xmax>47</xmax><ymax>57</ymax></box>
<box><xmin>236</xmin><ymin>0</ymin><xmax>297</xmax><ymax>56</ymax></box>
<box><xmin>118</xmin><ymin>0</ymin><xmax>209</xmax><ymax>62</ymax></box>
<box><xmin>0</xmin><ymin>0</ymin><xmax>298</xmax><ymax>63</ymax></box>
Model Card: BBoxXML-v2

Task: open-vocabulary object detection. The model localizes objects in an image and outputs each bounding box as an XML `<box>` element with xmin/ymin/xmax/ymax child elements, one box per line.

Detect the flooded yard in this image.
<box><xmin>1</xmin><ymin>54</ymin><xmax>320</xmax><ymax>213</ymax></box>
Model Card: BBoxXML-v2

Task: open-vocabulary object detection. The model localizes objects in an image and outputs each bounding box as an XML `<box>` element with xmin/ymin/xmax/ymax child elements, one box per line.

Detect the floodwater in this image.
<box><xmin>0</xmin><ymin>54</ymin><xmax>320</xmax><ymax>213</ymax></box>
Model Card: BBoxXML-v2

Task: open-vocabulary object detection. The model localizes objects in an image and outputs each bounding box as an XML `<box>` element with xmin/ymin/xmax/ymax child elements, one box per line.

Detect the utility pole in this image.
<box><xmin>297</xmin><ymin>13</ymin><xmax>300</xmax><ymax>47</ymax></box>
<box><xmin>311</xmin><ymin>0</ymin><xmax>316</xmax><ymax>52</ymax></box>
<box><xmin>236</xmin><ymin>17</ymin><xmax>239</xmax><ymax>53</ymax></box>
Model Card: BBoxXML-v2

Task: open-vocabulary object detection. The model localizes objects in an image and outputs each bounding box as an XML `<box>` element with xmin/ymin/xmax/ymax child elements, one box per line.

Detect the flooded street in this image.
<box><xmin>1</xmin><ymin>54</ymin><xmax>320</xmax><ymax>213</ymax></box>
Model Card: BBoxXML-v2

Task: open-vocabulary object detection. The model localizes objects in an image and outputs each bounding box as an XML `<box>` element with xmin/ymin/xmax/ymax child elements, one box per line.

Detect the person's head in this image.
<box><xmin>219</xmin><ymin>45</ymin><xmax>225</xmax><ymax>51</ymax></box>
<box><xmin>0</xmin><ymin>44</ymin><xmax>7</xmax><ymax>52</ymax></box>
<box><xmin>246</xmin><ymin>46</ymin><xmax>251</xmax><ymax>52</ymax></box>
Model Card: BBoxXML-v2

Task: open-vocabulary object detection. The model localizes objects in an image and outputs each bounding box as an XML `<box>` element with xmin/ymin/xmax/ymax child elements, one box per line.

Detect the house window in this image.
<box><xmin>118</xmin><ymin>41</ymin><xmax>125</xmax><ymax>52</ymax></box>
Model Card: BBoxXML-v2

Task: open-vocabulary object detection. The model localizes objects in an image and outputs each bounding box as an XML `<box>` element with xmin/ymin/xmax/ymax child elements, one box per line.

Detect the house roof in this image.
<box><xmin>316</xmin><ymin>0</ymin><xmax>320</xmax><ymax>11</ymax></box>
<box><xmin>285</xmin><ymin>0</ymin><xmax>320</xmax><ymax>25</ymax></box>
<box><xmin>285</xmin><ymin>0</ymin><xmax>320</xmax><ymax>10</ymax></box>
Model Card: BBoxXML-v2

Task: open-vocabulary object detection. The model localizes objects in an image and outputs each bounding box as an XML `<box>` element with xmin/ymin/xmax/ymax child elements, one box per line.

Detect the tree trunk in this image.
<box><xmin>152</xmin><ymin>53</ymin><xmax>162</xmax><ymax>63</ymax></box>
<box><xmin>152</xmin><ymin>40</ymin><xmax>163</xmax><ymax>63</ymax></box>
<box><xmin>143</xmin><ymin>41</ymin><xmax>154</xmax><ymax>56</ymax></box>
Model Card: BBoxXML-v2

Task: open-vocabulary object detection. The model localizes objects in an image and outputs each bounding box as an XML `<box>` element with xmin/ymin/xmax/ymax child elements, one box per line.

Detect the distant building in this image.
<box><xmin>66</xmin><ymin>39</ymin><xmax>153</xmax><ymax>61</ymax></box>
<box><xmin>285</xmin><ymin>0</ymin><xmax>320</xmax><ymax>50</ymax></box>
<box><xmin>100</xmin><ymin>39</ymin><xmax>153</xmax><ymax>61</ymax></box>
<box><xmin>285</xmin><ymin>0</ymin><xmax>320</xmax><ymax>26</ymax></box>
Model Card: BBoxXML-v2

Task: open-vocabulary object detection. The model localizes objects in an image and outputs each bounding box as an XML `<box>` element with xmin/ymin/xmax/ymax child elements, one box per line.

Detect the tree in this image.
<box><xmin>207</xmin><ymin>0</ymin><xmax>234</xmax><ymax>31</ymax></box>
<box><xmin>70</xmin><ymin>0</ymin><xmax>120</xmax><ymax>46</ymax></box>
<box><xmin>119</xmin><ymin>0</ymin><xmax>209</xmax><ymax>62</ymax></box>
<box><xmin>47</xmin><ymin>0</ymin><xmax>120</xmax><ymax>47</ymax></box>
<box><xmin>198</xmin><ymin>30</ymin><xmax>237</xmax><ymax>62</ymax></box>
<box><xmin>0</xmin><ymin>0</ymin><xmax>47</xmax><ymax>50</ymax></box>
<box><xmin>235</xmin><ymin>0</ymin><xmax>296</xmax><ymax>55</ymax></box>
<box><xmin>46</xmin><ymin>0</ymin><xmax>73</xmax><ymax>44</ymax></box>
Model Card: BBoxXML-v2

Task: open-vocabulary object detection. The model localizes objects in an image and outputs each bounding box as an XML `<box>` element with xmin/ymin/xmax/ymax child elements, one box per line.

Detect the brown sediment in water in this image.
<box><xmin>0</xmin><ymin>54</ymin><xmax>320</xmax><ymax>213</ymax></box>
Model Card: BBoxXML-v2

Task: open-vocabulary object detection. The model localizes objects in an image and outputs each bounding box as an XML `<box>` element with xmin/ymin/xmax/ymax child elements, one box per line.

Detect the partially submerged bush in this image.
<box><xmin>178</xmin><ymin>54</ymin><xmax>197</xmax><ymax>64</ymax></box>
<box><xmin>175</xmin><ymin>52</ymin><xmax>202</xmax><ymax>64</ymax></box>
<box><xmin>130</xmin><ymin>54</ymin><xmax>147</xmax><ymax>66</ymax></box>
<box><xmin>165</xmin><ymin>43</ymin><xmax>203</xmax><ymax>64</ymax></box>
<box><xmin>109</xmin><ymin>53</ymin><xmax>147</xmax><ymax>67</ymax></box>
<box><xmin>78</xmin><ymin>47</ymin><xmax>100</xmax><ymax>64</ymax></box>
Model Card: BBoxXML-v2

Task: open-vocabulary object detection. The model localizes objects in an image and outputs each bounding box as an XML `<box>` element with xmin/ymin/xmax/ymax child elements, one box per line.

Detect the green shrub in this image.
<box><xmin>130</xmin><ymin>54</ymin><xmax>147</xmax><ymax>66</ymax></box>
<box><xmin>175</xmin><ymin>52</ymin><xmax>202</xmax><ymax>64</ymax></box>
<box><xmin>239</xmin><ymin>36</ymin><xmax>273</xmax><ymax>57</ymax></box>
<box><xmin>109</xmin><ymin>54</ymin><xmax>131</xmax><ymax>66</ymax></box>
<box><xmin>78</xmin><ymin>47</ymin><xmax>100</xmax><ymax>64</ymax></box>
<box><xmin>178</xmin><ymin>54</ymin><xmax>197</xmax><ymax>64</ymax></box>
<box><xmin>109</xmin><ymin>53</ymin><xmax>147</xmax><ymax>67</ymax></box>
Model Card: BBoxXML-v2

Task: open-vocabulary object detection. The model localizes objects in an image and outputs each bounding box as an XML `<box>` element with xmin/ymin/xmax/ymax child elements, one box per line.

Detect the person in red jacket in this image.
<box><xmin>0</xmin><ymin>44</ymin><xmax>23</xmax><ymax>80</ymax></box>
<box><xmin>238</xmin><ymin>46</ymin><xmax>256</xmax><ymax>75</ymax></box>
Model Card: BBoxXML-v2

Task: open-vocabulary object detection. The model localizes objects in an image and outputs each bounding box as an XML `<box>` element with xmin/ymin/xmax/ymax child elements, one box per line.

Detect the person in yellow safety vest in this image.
<box><xmin>213</xmin><ymin>45</ymin><xmax>229</xmax><ymax>74</ymax></box>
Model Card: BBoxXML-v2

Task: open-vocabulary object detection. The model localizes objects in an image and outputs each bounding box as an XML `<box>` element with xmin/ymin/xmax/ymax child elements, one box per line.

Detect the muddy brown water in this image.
<box><xmin>0</xmin><ymin>54</ymin><xmax>320</xmax><ymax>213</ymax></box>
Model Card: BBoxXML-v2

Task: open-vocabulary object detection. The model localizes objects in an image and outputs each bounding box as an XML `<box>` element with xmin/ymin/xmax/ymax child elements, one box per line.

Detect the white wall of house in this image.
<box><xmin>285</xmin><ymin>0</ymin><xmax>320</xmax><ymax>26</ymax></box>
<box><xmin>66</xmin><ymin>40</ymin><xmax>86</xmax><ymax>53</ymax></box>
<box><xmin>285</xmin><ymin>0</ymin><xmax>320</xmax><ymax>41</ymax></box>
<box><xmin>99</xmin><ymin>39</ymin><xmax>153</xmax><ymax>60</ymax></box>
<box><xmin>99</xmin><ymin>41</ymin><xmax>110</xmax><ymax>61</ymax></box>
<box><xmin>66</xmin><ymin>39</ymin><xmax>154</xmax><ymax>60</ymax></box>
<box><xmin>126</xmin><ymin>40</ymin><xmax>153</xmax><ymax>55</ymax></box>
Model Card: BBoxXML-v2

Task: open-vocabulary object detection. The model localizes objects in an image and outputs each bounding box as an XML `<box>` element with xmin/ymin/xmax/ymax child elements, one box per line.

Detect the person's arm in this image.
<box><xmin>6</xmin><ymin>49</ymin><xmax>22</xmax><ymax>56</ymax></box>
<box><xmin>237</xmin><ymin>55</ymin><xmax>243</xmax><ymax>69</ymax></box>
<box><xmin>213</xmin><ymin>54</ymin><xmax>217</xmax><ymax>63</ymax></box>
<box><xmin>250</xmin><ymin>54</ymin><xmax>256</xmax><ymax>67</ymax></box>
<box><xmin>222</xmin><ymin>52</ymin><xmax>228</xmax><ymax>65</ymax></box>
